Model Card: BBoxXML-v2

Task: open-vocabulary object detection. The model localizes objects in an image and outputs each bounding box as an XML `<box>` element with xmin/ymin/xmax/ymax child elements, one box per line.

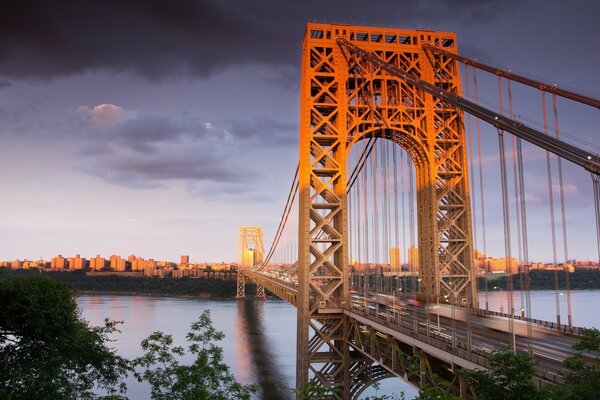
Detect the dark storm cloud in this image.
<box><xmin>75</xmin><ymin>113</ymin><xmax>294</xmax><ymax>188</ymax></box>
<box><xmin>102</xmin><ymin>115</ymin><xmax>195</xmax><ymax>154</ymax></box>
<box><xmin>226</xmin><ymin>116</ymin><xmax>297</xmax><ymax>146</ymax></box>
<box><xmin>79</xmin><ymin>145</ymin><xmax>253</xmax><ymax>189</ymax></box>
<box><xmin>0</xmin><ymin>0</ymin><xmax>521</xmax><ymax>81</ymax></box>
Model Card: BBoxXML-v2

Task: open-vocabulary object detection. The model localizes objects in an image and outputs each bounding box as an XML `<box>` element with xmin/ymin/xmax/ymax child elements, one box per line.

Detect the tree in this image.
<box><xmin>0</xmin><ymin>275</ymin><xmax>130</xmax><ymax>399</ymax></box>
<box><xmin>133</xmin><ymin>310</ymin><xmax>257</xmax><ymax>400</ymax></box>
<box><xmin>541</xmin><ymin>327</ymin><xmax>600</xmax><ymax>400</ymax></box>
<box><xmin>463</xmin><ymin>348</ymin><xmax>540</xmax><ymax>400</ymax></box>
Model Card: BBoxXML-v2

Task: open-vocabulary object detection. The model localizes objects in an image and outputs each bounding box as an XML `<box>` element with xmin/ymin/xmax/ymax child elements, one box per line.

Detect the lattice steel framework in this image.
<box><xmin>297</xmin><ymin>23</ymin><xmax>476</xmax><ymax>397</ymax></box>
<box><xmin>237</xmin><ymin>226</ymin><xmax>265</xmax><ymax>298</ymax></box>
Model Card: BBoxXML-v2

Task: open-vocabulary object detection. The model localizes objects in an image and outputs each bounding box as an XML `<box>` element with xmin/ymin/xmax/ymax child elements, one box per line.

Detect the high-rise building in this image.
<box><xmin>238</xmin><ymin>226</ymin><xmax>264</xmax><ymax>268</ymax></box>
<box><xmin>180</xmin><ymin>255</ymin><xmax>189</xmax><ymax>265</ymax></box>
<box><xmin>51</xmin><ymin>255</ymin><xmax>67</xmax><ymax>270</ymax></box>
<box><xmin>68</xmin><ymin>254</ymin><xmax>86</xmax><ymax>270</ymax></box>
<box><xmin>89</xmin><ymin>254</ymin><xmax>106</xmax><ymax>271</ymax></box>
<box><xmin>389</xmin><ymin>247</ymin><xmax>402</xmax><ymax>272</ymax></box>
<box><xmin>408</xmin><ymin>246</ymin><xmax>419</xmax><ymax>272</ymax></box>
<box><xmin>110</xmin><ymin>255</ymin><xmax>126</xmax><ymax>271</ymax></box>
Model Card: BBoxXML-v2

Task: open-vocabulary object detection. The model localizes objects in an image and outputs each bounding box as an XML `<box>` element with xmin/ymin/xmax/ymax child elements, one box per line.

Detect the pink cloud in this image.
<box><xmin>78</xmin><ymin>103</ymin><xmax>135</xmax><ymax>126</ymax></box>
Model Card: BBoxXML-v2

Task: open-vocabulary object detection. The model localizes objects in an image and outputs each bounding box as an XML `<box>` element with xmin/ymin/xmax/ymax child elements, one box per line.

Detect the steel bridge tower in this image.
<box><xmin>297</xmin><ymin>23</ymin><xmax>475</xmax><ymax>396</ymax></box>
<box><xmin>236</xmin><ymin>226</ymin><xmax>265</xmax><ymax>298</ymax></box>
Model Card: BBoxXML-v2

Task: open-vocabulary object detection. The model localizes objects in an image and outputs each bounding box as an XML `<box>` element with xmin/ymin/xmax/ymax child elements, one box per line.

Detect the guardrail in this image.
<box><xmin>475</xmin><ymin>309</ymin><xmax>582</xmax><ymax>337</ymax></box>
<box><xmin>346</xmin><ymin>303</ymin><xmax>564</xmax><ymax>385</ymax></box>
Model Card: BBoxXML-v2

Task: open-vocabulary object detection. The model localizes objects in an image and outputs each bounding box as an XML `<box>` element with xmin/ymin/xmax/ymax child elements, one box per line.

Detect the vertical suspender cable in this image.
<box><xmin>401</xmin><ymin>152</ymin><xmax>408</xmax><ymax>281</ymax></box>
<box><xmin>508</xmin><ymin>80</ymin><xmax>534</xmax><ymax>351</ymax></box>
<box><xmin>408</xmin><ymin>155</ymin><xmax>415</xmax><ymax>278</ymax></box>
<box><xmin>464</xmin><ymin>65</ymin><xmax>479</xmax><ymax>268</ymax></box>
<box><xmin>363</xmin><ymin>138</ymin><xmax>371</xmax><ymax>291</ymax></box>
<box><xmin>542</xmin><ymin>92</ymin><xmax>562</xmax><ymax>328</ymax></box>
<box><xmin>498</xmin><ymin>129</ymin><xmax>516</xmax><ymax>352</ymax></box>
<box><xmin>517</xmin><ymin>128</ymin><xmax>533</xmax><ymax>354</ymax></box>
<box><xmin>356</xmin><ymin>144</ymin><xmax>363</xmax><ymax>292</ymax></box>
<box><xmin>498</xmin><ymin>77</ymin><xmax>516</xmax><ymax>351</ymax></box>
<box><xmin>372</xmin><ymin>137</ymin><xmax>379</xmax><ymax>290</ymax></box>
<box><xmin>552</xmin><ymin>94</ymin><xmax>572</xmax><ymax>330</ymax></box>
<box><xmin>348</xmin><ymin>149</ymin><xmax>354</xmax><ymax>279</ymax></box>
<box><xmin>473</xmin><ymin>69</ymin><xmax>489</xmax><ymax>312</ymax></box>
<box><xmin>507</xmin><ymin>81</ymin><xmax>525</xmax><ymax>315</ymax></box>
<box><xmin>593</xmin><ymin>174</ymin><xmax>600</xmax><ymax>264</ymax></box>
<box><xmin>383</xmin><ymin>139</ymin><xmax>391</xmax><ymax>290</ymax></box>
<box><xmin>392</xmin><ymin>139</ymin><xmax>400</xmax><ymax>277</ymax></box>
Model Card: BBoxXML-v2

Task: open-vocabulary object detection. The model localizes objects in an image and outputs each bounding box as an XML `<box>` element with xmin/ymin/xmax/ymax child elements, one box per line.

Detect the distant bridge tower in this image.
<box><xmin>236</xmin><ymin>226</ymin><xmax>265</xmax><ymax>298</ymax></box>
<box><xmin>296</xmin><ymin>23</ymin><xmax>475</xmax><ymax>397</ymax></box>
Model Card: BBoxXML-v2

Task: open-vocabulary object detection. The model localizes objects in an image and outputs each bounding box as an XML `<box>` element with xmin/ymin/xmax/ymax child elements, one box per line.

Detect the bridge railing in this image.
<box><xmin>345</xmin><ymin>302</ymin><xmax>564</xmax><ymax>385</ymax></box>
<box><xmin>475</xmin><ymin>309</ymin><xmax>582</xmax><ymax>337</ymax></box>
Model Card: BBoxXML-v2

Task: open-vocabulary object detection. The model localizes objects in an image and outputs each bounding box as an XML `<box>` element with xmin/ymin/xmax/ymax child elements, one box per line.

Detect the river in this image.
<box><xmin>78</xmin><ymin>290</ymin><xmax>600</xmax><ymax>399</ymax></box>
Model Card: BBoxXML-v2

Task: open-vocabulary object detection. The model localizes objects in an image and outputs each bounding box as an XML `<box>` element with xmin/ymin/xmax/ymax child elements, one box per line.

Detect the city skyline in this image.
<box><xmin>1</xmin><ymin>1</ymin><xmax>599</xmax><ymax>263</ymax></box>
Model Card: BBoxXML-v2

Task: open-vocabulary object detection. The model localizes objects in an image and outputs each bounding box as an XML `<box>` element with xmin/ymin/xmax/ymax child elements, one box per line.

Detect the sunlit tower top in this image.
<box><xmin>237</xmin><ymin>226</ymin><xmax>264</xmax><ymax>268</ymax></box>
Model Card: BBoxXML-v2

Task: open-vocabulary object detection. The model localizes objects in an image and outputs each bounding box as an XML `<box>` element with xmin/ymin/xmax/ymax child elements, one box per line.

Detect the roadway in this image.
<box><xmin>351</xmin><ymin>293</ymin><xmax>596</xmax><ymax>381</ymax></box>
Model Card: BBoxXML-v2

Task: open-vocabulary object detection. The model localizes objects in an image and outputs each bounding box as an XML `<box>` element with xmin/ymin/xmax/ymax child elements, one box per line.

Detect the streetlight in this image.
<box><xmin>393</xmin><ymin>288</ymin><xmax>403</xmax><ymax>322</ymax></box>
<box><xmin>494</xmin><ymin>286</ymin><xmax>504</xmax><ymax>313</ymax></box>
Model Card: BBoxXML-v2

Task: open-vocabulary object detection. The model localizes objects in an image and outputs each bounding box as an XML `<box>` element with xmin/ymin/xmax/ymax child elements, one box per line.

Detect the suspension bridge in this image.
<box><xmin>236</xmin><ymin>23</ymin><xmax>600</xmax><ymax>399</ymax></box>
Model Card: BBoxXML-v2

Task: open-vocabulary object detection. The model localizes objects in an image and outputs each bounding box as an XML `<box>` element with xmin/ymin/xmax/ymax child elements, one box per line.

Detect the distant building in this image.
<box><xmin>484</xmin><ymin>257</ymin><xmax>519</xmax><ymax>274</ymax></box>
<box><xmin>389</xmin><ymin>247</ymin><xmax>402</xmax><ymax>272</ymax></box>
<box><xmin>68</xmin><ymin>254</ymin><xmax>86</xmax><ymax>270</ymax></box>
<box><xmin>89</xmin><ymin>254</ymin><xmax>106</xmax><ymax>271</ymax></box>
<box><xmin>180</xmin><ymin>255</ymin><xmax>189</xmax><ymax>265</ymax></box>
<box><xmin>51</xmin><ymin>255</ymin><xmax>67</xmax><ymax>270</ymax></box>
<box><xmin>408</xmin><ymin>246</ymin><xmax>419</xmax><ymax>272</ymax></box>
<box><xmin>110</xmin><ymin>255</ymin><xmax>126</xmax><ymax>271</ymax></box>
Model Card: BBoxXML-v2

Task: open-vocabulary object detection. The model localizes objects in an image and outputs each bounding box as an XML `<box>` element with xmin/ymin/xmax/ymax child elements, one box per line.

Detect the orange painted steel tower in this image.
<box><xmin>296</xmin><ymin>23</ymin><xmax>475</xmax><ymax>397</ymax></box>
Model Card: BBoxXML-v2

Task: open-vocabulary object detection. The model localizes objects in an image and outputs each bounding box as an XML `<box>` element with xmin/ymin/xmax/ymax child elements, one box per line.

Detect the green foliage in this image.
<box><xmin>294</xmin><ymin>381</ymin><xmax>341</xmax><ymax>399</ymax></box>
<box><xmin>0</xmin><ymin>275</ymin><xmax>130</xmax><ymax>399</ymax></box>
<box><xmin>133</xmin><ymin>310</ymin><xmax>257</xmax><ymax>400</ymax></box>
<box><xmin>480</xmin><ymin>269</ymin><xmax>600</xmax><ymax>290</ymax></box>
<box><xmin>463</xmin><ymin>348</ymin><xmax>540</xmax><ymax>400</ymax></box>
<box><xmin>415</xmin><ymin>375</ymin><xmax>462</xmax><ymax>400</ymax></box>
<box><xmin>542</xmin><ymin>327</ymin><xmax>600</xmax><ymax>400</ymax></box>
<box><xmin>2</xmin><ymin>268</ymin><xmax>248</xmax><ymax>298</ymax></box>
<box><xmin>572</xmin><ymin>327</ymin><xmax>600</xmax><ymax>352</ymax></box>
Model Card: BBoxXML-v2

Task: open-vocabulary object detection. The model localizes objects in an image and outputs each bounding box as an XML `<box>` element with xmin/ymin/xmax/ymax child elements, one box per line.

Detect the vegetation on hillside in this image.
<box><xmin>479</xmin><ymin>269</ymin><xmax>600</xmax><ymax>290</ymax></box>
<box><xmin>1</xmin><ymin>271</ymin><xmax>600</xmax><ymax>399</ymax></box>
<box><xmin>1</xmin><ymin>268</ymin><xmax>250</xmax><ymax>298</ymax></box>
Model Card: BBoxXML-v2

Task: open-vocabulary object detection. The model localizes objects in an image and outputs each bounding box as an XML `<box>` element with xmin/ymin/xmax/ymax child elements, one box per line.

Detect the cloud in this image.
<box><xmin>524</xmin><ymin>192</ymin><xmax>542</xmax><ymax>203</ymax></box>
<box><xmin>0</xmin><ymin>0</ymin><xmax>525</xmax><ymax>81</ymax></box>
<box><xmin>78</xmin><ymin>104</ymin><xmax>136</xmax><ymax>126</ymax></box>
<box><xmin>0</xmin><ymin>79</ymin><xmax>11</xmax><ymax>89</ymax></box>
<box><xmin>553</xmin><ymin>183</ymin><xmax>579</xmax><ymax>197</ymax></box>
<box><xmin>74</xmin><ymin>113</ymin><xmax>280</xmax><ymax>188</ymax></box>
<box><xmin>81</xmin><ymin>153</ymin><xmax>251</xmax><ymax>188</ymax></box>
<box><xmin>226</xmin><ymin>116</ymin><xmax>297</xmax><ymax>146</ymax></box>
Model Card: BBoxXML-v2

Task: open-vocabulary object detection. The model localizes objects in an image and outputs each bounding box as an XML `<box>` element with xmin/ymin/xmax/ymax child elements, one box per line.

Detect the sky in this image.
<box><xmin>1</xmin><ymin>0</ymin><xmax>599</xmax><ymax>263</ymax></box>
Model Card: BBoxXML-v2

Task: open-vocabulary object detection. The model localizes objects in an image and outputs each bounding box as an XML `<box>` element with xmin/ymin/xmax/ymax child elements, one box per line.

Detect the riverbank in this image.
<box><xmin>3</xmin><ymin>268</ymin><xmax>600</xmax><ymax>298</ymax></box>
<box><xmin>479</xmin><ymin>269</ymin><xmax>600</xmax><ymax>290</ymax></box>
<box><xmin>0</xmin><ymin>268</ymin><xmax>253</xmax><ymax>299</ymax></box>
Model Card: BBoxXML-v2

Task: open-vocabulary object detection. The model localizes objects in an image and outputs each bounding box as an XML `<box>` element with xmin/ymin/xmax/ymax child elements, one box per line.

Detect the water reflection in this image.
<box><xmin>238</xmin><ymin>298</ymin><xmax>292</xmax><ymax>400</ymax></box>
<box><xmin>78</xmin><ymin>290</ymin><xmax>599</xmax><ymax>400</ymax></box>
